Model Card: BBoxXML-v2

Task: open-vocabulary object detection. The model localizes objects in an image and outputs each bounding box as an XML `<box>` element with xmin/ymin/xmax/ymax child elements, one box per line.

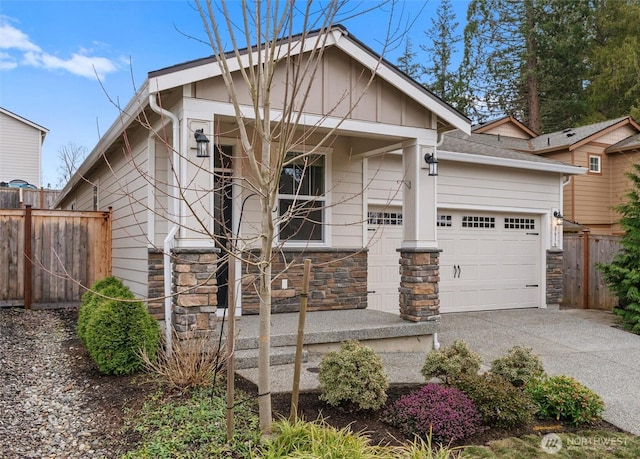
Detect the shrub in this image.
<box><xmin>140</xmin><ymin>331</ymin><xmax>226</xmax><ymax>389</ymax></box>
<box><xmin>450</xmin><ymin>373</ymin><xmax>536</xmax><ymax>429</ymax></box>
<box><xmin>318</xmin><ymin>340</ymin><xmax>389</xmax><ymax>411</ymax></box>
<box><xmin>383</xmin><ymin>384</ymin><xmax>481</xmax><ymax>444</ymax></box>
<box><xmin>258</xmin><ymin>418</ymin><xmax>381</xmax><ymax>459</ymax></box>
<box><xmin>490</xmin><ymin>345</ymin><xmax>545</xmax><ymax>388</ymax></box>
<box><xmin>77</xmin><ymin>277</ymin><xmax>134</xmax><ymax>346</ymax></box>
<box><xmin>421</xmin><ymin>340</ymin><xmax>481</xmax><ymax>384</ymax></box>
<box><xmin>526</xmin><ymin>375</ymin><xmax>605</xmax><ymax>425</ymax></box>
<box><xmin>84</xmin><ymin>296</ymin><xmax>160</xmax><ymax>375</ymax></box>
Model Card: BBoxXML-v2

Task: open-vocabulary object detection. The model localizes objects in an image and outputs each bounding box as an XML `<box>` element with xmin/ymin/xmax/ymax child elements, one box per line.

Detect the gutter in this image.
<box><xmin>148</xmin><ymin>92</ymin><xmax>180</xmax><ymax>355</ymax></box>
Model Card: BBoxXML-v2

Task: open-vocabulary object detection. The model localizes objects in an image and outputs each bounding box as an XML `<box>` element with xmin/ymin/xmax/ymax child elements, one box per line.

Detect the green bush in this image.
<box><xmin>450</xmin><ymin>373</ymin><xmax>536</xmax><ymax>429</ymax></box>
<box><xmin>84</xmin><ymin>296</ymin><xmax>160</xmax><ymax>375</ymax></box>
<box><xmin>318</xmin><ymin>340</ymin><xmax>389</xmax><ymax>411</ymax></box>
<box><xmin>77</xmin><ymin>277</ymin><xmax>134</xmax><ymax>346</ymax></box>
<box><xmin>490</xmin><ymin>346</ymin><xmax>545</xmax><ymax>388</ymax></box>
<box><xmin>526</xmin><ymin>375</ymin><xmax>605</xmax><ymax>425</ymax></box>
<box><xmin>421</xmin><ymin>340</ymin><xmax>481</xmax><ymax>384</ymax></box>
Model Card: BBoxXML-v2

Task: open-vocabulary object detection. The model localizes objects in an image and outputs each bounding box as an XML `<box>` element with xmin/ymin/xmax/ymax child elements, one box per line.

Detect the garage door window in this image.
<box><xmin>368</xmin><ymin>211</ymin><xmax>403</xmax><ymax>225</ymax></box>
<box><xmin>504</xmin><ymin>217</ymin><xmax>535</xmax><ymax>230</ymax></box>
<box><xmin>437</xmin><ymin>215</ymin><xmax>452</xmax><ymax>227</ymax></box>
<box><xmin>462</xmin><ymin>215</ymin><xmax>495</xmax><ymax>228</ymax></box>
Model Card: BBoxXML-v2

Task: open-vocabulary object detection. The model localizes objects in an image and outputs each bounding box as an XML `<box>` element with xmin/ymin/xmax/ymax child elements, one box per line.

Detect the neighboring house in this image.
<box><xmin>463</xmin><ymin>116</ymin><xmax>640</xmax><ymax>235</ymax></box>
<box><xmin>0</xmin><ymin>107</ymin><xmax>48</xmax><ymax>188</ymax></box>
<box><xmin>54</xmin><ymin>26</ymin><xmax>583</xmax><ymax>342</ymax></box>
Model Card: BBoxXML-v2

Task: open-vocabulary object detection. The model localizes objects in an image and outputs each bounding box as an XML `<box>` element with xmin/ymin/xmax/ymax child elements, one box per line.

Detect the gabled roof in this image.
<box><xmin>0</xmin><ymin>106</ymin><xmax>49</xmax><ymax>140</ymax></box>
<box><xmin>147</xmin><ymin>25</ymin><xmax>470</xmax><ymax>135</ymax></box>
<box><xmin>472</xmin><ymin>115</ymin><xmax>538</xmax><ymax>138</ymax></box>
<box><xmin>440</xmin><ymin>133</ymin><xmax>585</xmax><ymax>175</ymax></box>
<box><xmin>607</xmin><ymin>133</ymin><xmax>640</xmax><ymax>153</ymax></box>
<box><xmin>529</xmin><ymin>117</ymin><xmax>640</xmax><ymax>152</ymax></box>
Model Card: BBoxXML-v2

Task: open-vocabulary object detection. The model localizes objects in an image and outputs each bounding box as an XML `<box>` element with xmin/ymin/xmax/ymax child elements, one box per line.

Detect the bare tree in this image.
<box><xmin>56</xmin><ymin>142</ymin><xmax>87</xmax><ymax>189</ymax></box>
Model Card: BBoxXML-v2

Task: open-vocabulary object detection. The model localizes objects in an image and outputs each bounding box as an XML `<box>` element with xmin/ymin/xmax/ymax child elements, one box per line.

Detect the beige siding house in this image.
<box><xmin>468</xmin><ymin>116</ymin><xmax>640</xmax><ymax>235</ymax></box>
<box><xmin>55</xmin><ymin>27</ymin><xmax>582</xmax><ymax>342</ymax></box>
<box><xmin>0</xmin><ymin>107</ymin><xmax>48</xmax><ymax>187</ymax></box>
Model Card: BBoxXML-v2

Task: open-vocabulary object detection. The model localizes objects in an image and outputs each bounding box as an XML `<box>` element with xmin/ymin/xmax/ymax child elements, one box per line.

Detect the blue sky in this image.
<box><xmin>0</xmin><ymin>1</ymin><xmax>469</xmax><ymax>188</ymax></box>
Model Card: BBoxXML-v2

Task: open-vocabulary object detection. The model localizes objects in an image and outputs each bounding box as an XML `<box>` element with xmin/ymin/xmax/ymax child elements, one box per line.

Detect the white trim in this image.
<box><xmin>276</xmin><ymin>148</ymin><xmax>332</xmax><ymax>247</ymax></box>
<box><xmin>183</xmin><ymin>98</ymin><xmax>437</xmax><ymax>140</ymax></box>
<box><xmin>149</xmin><ymin>28</ymin><xmax>469</xmax><ymax>135</ymax></box>
<box><xmin>0</xmin><ymin>107</ymin><xmax>49</xmax><ymax>135</ymax></box>
<box><xmin>333</xmin><ymin>38</ymin><xmax>470</xmax><ymax>135</ymax></box>
<box><xmin>439</xmin><ymin>150</ymin><xmax>586</xmax><ymax>175</ymax></box>
<box><xmin>437</xmin><ymin>203</ymin><xmax>551</xmax><ymax>215</ymax></box>
<box><xmin>368</xmin><ymin>198</ymin><xmax>402</xmax><ymax>208</ymax></box>
<box><xmin>588</xmin><ymin>154</ymin><xmax>601</xmax><ymax>173</ymax></box>
<box><xmin>147</xmin><ymin>133</ymin><xmax>156</xmax><ymax>248</ymax></box>
<box><xmin>362</xmin><ymin>157</ymin><xmax>368</xmax><ymax>246</ymax></box>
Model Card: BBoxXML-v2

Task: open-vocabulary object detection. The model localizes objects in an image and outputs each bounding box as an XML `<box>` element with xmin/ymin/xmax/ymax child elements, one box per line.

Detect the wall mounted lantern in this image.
<box><xmin>424</xmin><ymin>153</ymin><xmax>438</xmax><ymax>176</ymax></box>
<box><xmin>553</xmin><ymin>210</ymin><xmax>564</xmax><ymax>226</ymax></box>
<box><xmin>194</xmin><ymin>129</ymin><xmax>210</xmax><ymax>158</ymax></box>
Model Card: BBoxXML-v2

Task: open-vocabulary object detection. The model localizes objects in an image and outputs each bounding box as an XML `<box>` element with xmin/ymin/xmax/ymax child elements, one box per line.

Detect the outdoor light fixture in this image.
<box><xmin>553</xmin><ymin>210</ymin><xmax>564</xmax><ymax>225</ymax></box>
<box><xmin>424</xmin><ymin>152</ymin><xmax>438</xmax><ymax>176</ymax></box>
<box><xmin>194</xmin><ymin>129</ymin><xmax>210</xmax><ymax>158</ymax></box>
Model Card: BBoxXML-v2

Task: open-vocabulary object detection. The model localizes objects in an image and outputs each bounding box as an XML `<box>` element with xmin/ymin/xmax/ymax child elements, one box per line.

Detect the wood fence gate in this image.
<box><xmin>562</xmin><ymin>230</ymin><xmax>621</xmax><ymax>310</ymax></box>
<box><xmin>0</xmin><ymin>206</ymin><xmax>111</xmax><ymax>309</ymax></box>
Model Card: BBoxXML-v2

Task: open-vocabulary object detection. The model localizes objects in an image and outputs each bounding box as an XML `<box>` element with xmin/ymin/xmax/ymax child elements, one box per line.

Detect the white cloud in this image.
<box><xmin>0</xmin><ymin>18</ymin><xmax>118</xmax><ymax>79</ymax></box>
<box><xmin>0</xmin><ymin>51</ymin><xmax>17</xmax><ymax>70</ymax></box>
<box><xmin>0</xmin><ymin>22</ymin><xmax>41</xmax><ymax>52</ymax></box>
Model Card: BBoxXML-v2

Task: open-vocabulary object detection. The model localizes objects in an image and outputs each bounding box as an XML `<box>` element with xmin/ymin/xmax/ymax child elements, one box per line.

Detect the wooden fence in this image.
<box><xmin>562</xmin><ymin>231</ymin><xmax>621</xmax><ymax>310</ymax></box>
<box><xmin>0</xmin><ymin>206</ymin><xmax>111</xmax><ymax>309</ymax></box>
<box><xmin>0</xmin><ymin>187</ymin><xmax>60</xmax><ymax>209</ymax></box>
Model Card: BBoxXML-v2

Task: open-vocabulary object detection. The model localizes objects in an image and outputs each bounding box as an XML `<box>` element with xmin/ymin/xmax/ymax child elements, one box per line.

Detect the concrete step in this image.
<box><xmin>234</xmin><ymin>345</ymin><xmax>309</xmax><ymax>370</ymax></box>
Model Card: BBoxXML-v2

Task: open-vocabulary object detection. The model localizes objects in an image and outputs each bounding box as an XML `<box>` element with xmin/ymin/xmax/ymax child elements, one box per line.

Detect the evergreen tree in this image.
<box><xmin>396</xmin><ymin>38</ymin><xmax>424</xmax><ymax>80</ymax></box>
<box><xmin>598</xmin><ymin>163</ymin><xmax>640</xmax><ymax>334</ymax></box>
<box><xmin>585</xmin><ymin>0</ymin><xmax>640</xmax><ymax>122</ymax></box>
<box><xmin>422</xmin><ymin>0</ymin><xmax>465</xmax><ymax>111</ymax></box>
<box><xmin>461</xmin><ymin>0</ymin><xmax>594</xmax><ymax>132</ymax></box>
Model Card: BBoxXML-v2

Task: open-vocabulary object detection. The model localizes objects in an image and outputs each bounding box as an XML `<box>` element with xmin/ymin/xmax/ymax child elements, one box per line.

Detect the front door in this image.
<box><xmin>214</xmin><ymin>145</ymin><xmax>233</xmax><ymax>309</ymax></box>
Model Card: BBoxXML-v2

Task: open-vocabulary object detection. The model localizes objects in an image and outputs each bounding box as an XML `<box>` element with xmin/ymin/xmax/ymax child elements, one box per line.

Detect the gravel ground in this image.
<box><xmin>0</xmin><ymin>308</ymin><xmax>117</xmax><ymax>459</ymax></box>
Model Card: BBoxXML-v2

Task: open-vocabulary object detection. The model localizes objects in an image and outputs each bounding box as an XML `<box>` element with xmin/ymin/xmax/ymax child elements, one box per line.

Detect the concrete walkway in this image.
<box><xmin>237</xmin><ymin>308</ymin><xmax>640</xmax><ymax>435</ymax></box>
<box><xmin>438</xmin><ymin>308</ymin><xmax>640</xmax><ymax>435</ymax></box>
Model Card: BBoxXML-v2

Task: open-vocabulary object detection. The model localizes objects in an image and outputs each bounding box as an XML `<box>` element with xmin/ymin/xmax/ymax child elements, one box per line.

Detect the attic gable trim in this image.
<box><xmin>473</xmin><ymin>116</ymin><xmax>537</xmax><ymax>138</ymax></box>
<box><xmin>0</xmin><ymin>107</ymin><xmax>49</xmax><ymax>137</ymax></box>
<box><xmin>438</xmin><ymin>150</ymin><xmax>586</xmax><ymax>175</ymax></box>
<box><xmin>332</xmin><ymin>36</ymin><xmax>470</xmax><ymax>135</ymax></box>
<box><xmin>148</xmin><ymin>29</ymin><xmax>341</xmax><ymax>94</ymax></box>
<box><xmin>567</xmin><ymin>117</ymin><xmax>640</xmax><ymax>151</ymax></box>
<box><xmin>184</xmin><ymin>98</ymin><xmax>438</xmax><ymax>140</ymax></box>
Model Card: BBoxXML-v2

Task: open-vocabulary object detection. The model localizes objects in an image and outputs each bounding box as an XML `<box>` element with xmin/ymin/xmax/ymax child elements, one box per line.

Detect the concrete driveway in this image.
<box><xmin>438</xmin><ymin>308</ymin><xmax>640</xmax><ymax>435</ymax></box>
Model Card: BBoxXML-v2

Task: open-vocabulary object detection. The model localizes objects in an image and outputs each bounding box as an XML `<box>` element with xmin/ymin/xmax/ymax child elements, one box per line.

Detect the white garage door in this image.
<box><xmin>367</xmin><ymin>209</ymin><xmax>541</xmax><ymax>313</ymax></box>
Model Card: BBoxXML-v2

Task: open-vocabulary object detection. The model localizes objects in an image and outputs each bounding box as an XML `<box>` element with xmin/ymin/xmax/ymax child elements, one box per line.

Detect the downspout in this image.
<box><xmin>149</xmin><ymin>93</ymin><xmax>180</xmax><ymax>355</ymax></box>
<box><xmin>433</xmin><ymin>131</ymin><xmax>446</xmax><ymax>350</ymax></box>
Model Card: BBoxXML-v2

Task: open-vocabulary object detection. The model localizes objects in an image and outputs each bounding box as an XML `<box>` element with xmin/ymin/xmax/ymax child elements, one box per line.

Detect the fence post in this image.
<box><xmin>582</xmin><ymin>229</ymin><xmax>590</xmax><ymax>309</ymax></box>
<box><xmin>23</xmin><ymin>205</ymin><xmax>32</xmax><ymax>310</ymax></box>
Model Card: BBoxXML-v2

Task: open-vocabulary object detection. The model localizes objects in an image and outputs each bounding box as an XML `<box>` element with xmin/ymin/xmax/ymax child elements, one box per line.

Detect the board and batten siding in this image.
<box><xmin>193</xmin><ymin>47</ymin><xmax>432</xmax><ymax>133</ymax></box>
<box><xmin>0</xmin><ymin>111</ymin><xmax>42</xmax><ymax>187</ymax></box>
<box><xmin>570</xmin><ymin>144</ymin><xmax>611</xmax><ymax>226</ymax></box>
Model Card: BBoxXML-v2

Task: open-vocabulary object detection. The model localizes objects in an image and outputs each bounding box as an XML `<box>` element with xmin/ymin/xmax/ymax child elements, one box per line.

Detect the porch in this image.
<box><xmin>230</xmin><ymin>308</ymin><xmax>438</xmax><ymax>377</ymax></box>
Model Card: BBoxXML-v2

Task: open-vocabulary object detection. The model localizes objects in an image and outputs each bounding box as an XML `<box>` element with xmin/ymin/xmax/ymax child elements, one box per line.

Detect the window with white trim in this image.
<box><xmin>589</xmin><ymin>155</ymin><xmax>601</xmax><ymax>173</ymax></box>
<box><xmin>462</xmin><ymin>215</ymin><xmax>495</xmax><ymax>228</ymax></box>
<box><xmin>278</xmin><ymin>153</ymin><xmax>325</xmax><ymax>241</ymax></box>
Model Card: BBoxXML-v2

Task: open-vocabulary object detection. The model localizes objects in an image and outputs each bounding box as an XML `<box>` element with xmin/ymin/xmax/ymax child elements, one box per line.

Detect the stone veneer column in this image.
<box><xmin>397</xmin><ymin>248</ymin><xmax>441</xmax><ymax>322</ymax></box>
<box><xmin>171</xmin><ymin>248</ymin><xmax>219</xmax><ymax>341</ymax></box>
<box><xmin>546</xmin><ymin>249</ymin><xmax>564</xmax><ymax>307</ymax></box>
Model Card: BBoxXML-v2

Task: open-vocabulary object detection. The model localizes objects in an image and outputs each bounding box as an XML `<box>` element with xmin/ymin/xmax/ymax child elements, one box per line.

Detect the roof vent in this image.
<box><xmin>547</xmin><ymin>137</ymin><xmax>550</xmax><ymax>146</ymax></box>
<box><xmin>562</xmin><ymin>128</ymin><xmax>572</xmax><ymax>133</ymax></box>
<box><xmin>566</xmin><ymin>132</ymin><xmax>576</xmax><ymax>137</ymax></box>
